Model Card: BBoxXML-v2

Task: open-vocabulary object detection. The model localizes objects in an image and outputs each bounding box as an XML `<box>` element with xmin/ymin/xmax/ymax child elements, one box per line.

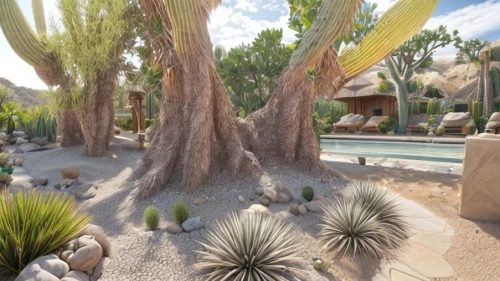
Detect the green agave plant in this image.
<box><xmin>319</xmin><ymin>181</ymin><xmax>408</xmax><ymax>260</ymax></box>
<box><xmin>0</xmin><ymin>192</ymin><xmax>91</xmax><ymax>276</ymax></box>
<box><xmin>195</xmin><ymin>213</ymin><xmax>302</xmax><ymax>281</ymax></box>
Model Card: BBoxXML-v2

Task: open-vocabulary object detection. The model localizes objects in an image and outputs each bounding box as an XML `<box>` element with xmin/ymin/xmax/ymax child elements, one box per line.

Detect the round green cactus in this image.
<box><xmin>0</xmin><ymin>153</ymin><xmax>11</xmax><ymax>168</ymax></box>
<box><xmin>144</xmin><ymin>206</ymin><xmax>160</xmax><ymax>230</ymax></box>
<box><xmin>0</xmin><ymin>172</ymin><xmax>13</xmax><ymax>184</ymax></box>
<box><xmin>173</xmin><ymin>201</ymin><xmax>189</xmax><ymax>224</ymax></box>
<box><xmin>302</xmin><ymin>186</ymin><xmax>315</xmax><ymax>202</ymax></box>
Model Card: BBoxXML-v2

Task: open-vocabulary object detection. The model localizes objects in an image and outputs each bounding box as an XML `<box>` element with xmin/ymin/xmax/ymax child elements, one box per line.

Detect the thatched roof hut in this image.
<box><xmin>334</xmin><ymin>76</ymin><xmax>398</xmax><ymax>119</ymax></box>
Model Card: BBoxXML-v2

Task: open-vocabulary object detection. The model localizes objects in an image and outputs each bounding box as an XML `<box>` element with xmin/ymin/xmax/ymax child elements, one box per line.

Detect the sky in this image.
<box><xmin>1</xmin><ymin>0</ymin><xmax>500</xmax><ymax>90</ymax></box>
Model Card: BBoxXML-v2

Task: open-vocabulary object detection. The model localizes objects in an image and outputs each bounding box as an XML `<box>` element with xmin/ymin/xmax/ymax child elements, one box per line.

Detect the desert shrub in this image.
<box><xmin>0</xmin><ymin>192</ymin><xmax>90</xmax><ymax>276</ymax></box>
<box><xmin>377</xmin><ymin>123</ymin><xmax>388</xmax><ymax>134</ymax></box>
<box><xmin>377</xmin><ymin>80</ymin><xmax>395</xmax><ymax>93</ymax></box>
<box><xmin>319</xmin><ymin>181</ymin><xmax>408</xmax><ymax>260</ymax></box>
<box><xmin>195</xmin><ymin>213</ymin><xmax>301</xmax><ymax>280</ymax></box>
<box><xmin>377</xmin><ymin>117</ymin><xmax>396</xmax><ymax>134</ymax></box>
<box><xmin>173</xmin><ymin>201</ymin><xmax>189</xmax><ymax>224</ymax></box>
<box><xmin>436</xmin><ymin>126</ymin><xmax>445</xmax><ymax>136</ymax></box>
<box><xmin>494</xmin><ymin>102</ymin><xmax>500</xmax><ymax>112</ymax></box>
<box><xmin>0</xmin><ymin>153</ymin><xmax>11</xmax><ymax>168</ymax></box>
<box><xmin>144</xmin><ymin>206</ymin><xmax>160</xmax><ymax>230</ymax></box>
<box><xmin>302</xmin><ymin>186</ymin><xmax>314</xmax><ymax>202</ymax></box>
<box><xmin>0</xmin><ymin>172</ymin><xmax>13</xmax><ymax>186</ymax></box>
<box><xmin>118</xmin><ymin>117</ymin><xmax>133</xmax><ymax>131</ymax></box>
<box><xmin>473</xmin><ymin>116</ymin><xmax>489</xmax><ymax>134</ymax></box>
<box><xmin>424</xmin><ymin>86</ymin><xmax>443</xmax><ymax>99</ymax></box>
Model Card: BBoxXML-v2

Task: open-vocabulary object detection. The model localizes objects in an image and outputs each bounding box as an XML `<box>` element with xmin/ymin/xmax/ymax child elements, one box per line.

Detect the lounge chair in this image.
<box><xmin>486</xmin><ymin>112</ymin><xmax>500</xmax><ymax>134</ymax></box>
<box><xmin>406</xmin><ymin>114</ymin><xmax>429</xmax><ymax>135</ymax></box>
<box><xmin>361</xmin><ymin>116</ymin><xmax>389</xmax><ymax>133</ymax></box>
<box><xmin>333</xmin><ymin>114</ymin><xmax>366</xmax><ymax>133</ymax></box>
<box><xmin>438</xmin><ymin>112</ymin><xmax>471</xmax><ymax>136</ymax></box>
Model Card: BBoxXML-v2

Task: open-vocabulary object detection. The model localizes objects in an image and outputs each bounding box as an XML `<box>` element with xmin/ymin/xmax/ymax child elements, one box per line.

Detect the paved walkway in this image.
<box><xmin>374</xmin><ymin>195</ymin><xmax>455</xmax><ymax>281</ymax></box>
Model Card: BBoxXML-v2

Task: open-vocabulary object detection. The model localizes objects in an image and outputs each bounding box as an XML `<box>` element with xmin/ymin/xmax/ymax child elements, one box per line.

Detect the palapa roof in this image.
<box><xmin>334</xmin><ymin>75</ymin><xmax>396</xmax><ymax>101</ymax></box>
<box><xmin>126</xmin><ymin>84</ymin><xmax>147</xmax><ymax>96</ymax></box>
<box><xmin>450</xmin><ymin>79</ymin><xmax>478</xmax><ymax>100</ymax></box>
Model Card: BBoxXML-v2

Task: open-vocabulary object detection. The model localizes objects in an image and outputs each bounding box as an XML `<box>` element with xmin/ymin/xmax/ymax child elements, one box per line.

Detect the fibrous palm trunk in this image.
<box><xmin>58</xmin><ymin>110</ymin><xmax>84</xmax><ymax>147</ymax></box>
<box><xmin>78</xmin><ymin>69</ymin><xmax>117</xmax><ymax>157</ymax></box>
<box><xmin>134</xmin><ymin>0</ymin><xmax>439</xmax><ymax>198</ymax></box>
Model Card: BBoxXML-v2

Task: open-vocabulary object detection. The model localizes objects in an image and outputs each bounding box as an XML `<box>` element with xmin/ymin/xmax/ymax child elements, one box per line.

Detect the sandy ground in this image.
<box><xmin>324</xmin><ymin>157</ymin><xmax>500</xmax><ymax>281</ymax></box>
<box><xmin>10</xmin><ymin>133</ymin><xmax>500</xmax><ymax>281</ymax></box>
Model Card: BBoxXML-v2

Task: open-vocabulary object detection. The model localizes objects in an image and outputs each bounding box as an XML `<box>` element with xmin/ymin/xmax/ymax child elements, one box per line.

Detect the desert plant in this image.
<box><xmin>319</xmin><ymin>181</ymin><xmax>408</xmax><ymax>260</ymax></box>
<box><xmin>473</xmin><ymin>116</ymin><xmax>489</xmax><ymax>134</ymax></box>
<box><xmin>0</xmin><ymin>172</ymin><xmax>12</xmax><ymax>186</ymax></box>
<box><xmin>0</xmin><ymin>153</ymin><xmax>10</xmax><ymax>168</ymax></box>
<box><xmin>144</xmin><ymin>206</ymin><xmax>160</xmax><ymax>230</ymax></box>
<box><xmin>302</xmin><ymin>186</ymin><xmax>314</xmax><ymax>202</ymax></box>
<box><xmin>377</xmin><ymin>123</ymin><xmax>388</xmax><ymax>134</ymax></box>
<box><xmin>0</xmin><ymin>192</ymin><xmax>91</xmax><ymax>276</ymax></box>
<box><xmin>436</xmin><ymin>126</ymin><xmax>445</xmax><ymax>136</ymax></box>
<box><xmin>173</xmin><ymin>201</ymin><xmax>189</xmax><ymax>224</ymax></box>
<box><xmin>195</xmin><ymin>213</ymin><xmax>301</xmax><ymax>280</ymax></box>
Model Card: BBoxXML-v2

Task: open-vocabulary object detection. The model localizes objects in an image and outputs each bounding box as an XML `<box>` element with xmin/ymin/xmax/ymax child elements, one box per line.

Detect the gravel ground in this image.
<box><xmin>15</xmin><ymin>134</ymin><xmax>346</xmax><ymax>281</ymax></box>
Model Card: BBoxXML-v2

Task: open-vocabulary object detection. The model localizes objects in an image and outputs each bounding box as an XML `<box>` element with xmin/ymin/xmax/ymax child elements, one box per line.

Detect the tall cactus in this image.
<box><xmin>146</xmin><ymin>93</ymin><xmax>156</xmax><ymax>120</ymax></box>
<box><xmin>47</xmin><ymin>115</ymin><xmax>57</xmax><ymax>142</ymax></box>
<box><xmin>35</xmin><ymin>115</ymin><xmax>46</xmax><ymax>138</ymax></box>
<box><xmin>490</xmin><ymin>67</ymin><xmax>500</xmax><ymax>98</ymax></box>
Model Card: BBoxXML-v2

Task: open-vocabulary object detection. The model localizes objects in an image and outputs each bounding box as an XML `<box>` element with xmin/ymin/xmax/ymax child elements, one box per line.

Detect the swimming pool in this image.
<box><xmin>320</xmin><ymin>139</ymin><xmax>465</xmax><ymax>163</ymax></box>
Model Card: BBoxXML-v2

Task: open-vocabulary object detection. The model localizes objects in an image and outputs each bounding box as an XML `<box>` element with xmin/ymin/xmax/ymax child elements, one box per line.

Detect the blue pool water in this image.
<box><xmin>320</xmin><ymin>139</ymin><xmax>465</xmax><ymax>163</ymax></box>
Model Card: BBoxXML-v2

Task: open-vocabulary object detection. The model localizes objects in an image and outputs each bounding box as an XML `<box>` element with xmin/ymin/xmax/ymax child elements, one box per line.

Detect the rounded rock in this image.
<box><xmin>254</xmin><ymin>186</ymin><xmax>264</xmax><ymax>196</ymax></box>
<box><xmin>32</xmin><ymin>177</ymin><xmax>48</xmax><ymax>187</ymax></box>
<box><xmin>305</xmin><ymin>201</ymin><xmax>324</xmax><ymax>213</ymax></box>
<box><xmin>238</xmin><ymin>195</ymin><xmax>244</xmax><ymax>203</ymax></box>
<box><xmin>290</xmin><ymin>204</ymin><xmax>300</xmax><ymax>216</ymax></box>
<box><xmin>298</xmin><ymin>204</ymin><xmax>307</xmax><ymax>214</ymax></box>
<box><xmin>181</xmin><ymin>217</ymin><xmax>205</xmax><ymax>233</ymax></box>
<box><xmin>166</xmin><ymin>224</ymin><xmax>184</xmax><ymax>234</ymax></box>
<box><xmin>62</xmin><ymin>270</ymin><xmax>91</xmax><ymax>281</ymax></box>
<box><xmin>258</xmin><ymin>196</ymin><xmax>271</xmax><ymax>206</ymax></box>
<box><xmin>62</xmin><ymin>167</ymin><xmax>80</xmax><ymax>179</ymax></box>
<box><xmin>70</xmin><ymin>236</ymin><xmax>103</xmax><ymax>272</ymax></box>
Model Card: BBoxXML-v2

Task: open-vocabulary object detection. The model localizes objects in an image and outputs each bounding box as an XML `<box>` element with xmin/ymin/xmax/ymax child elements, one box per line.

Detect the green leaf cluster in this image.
<box><xmin>218</xmin><ymin>29</ymin><xmax>293</xmax><ymax>117</ymax></box>
<box><xmin>0</xmin><ymin>192</ymin><xmax>90</xmax><ymax>276</ymax></box>
<box><xmin>454</xmin><ymin>38</ymin><xmax>489</xmax><ymax>64</ymax></box>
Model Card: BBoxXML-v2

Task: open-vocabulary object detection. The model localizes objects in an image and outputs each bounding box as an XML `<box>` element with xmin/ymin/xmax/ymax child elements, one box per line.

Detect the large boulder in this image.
<box><xmin>61</xmin><ymin>168</ymin><xmax>80</xmax><ymax>179</ymax></box>
<box><xmin>70</xmin><ymin>236</ymin><xmax>103</xmax><ymax>272</ymax></box>
<box><xmin>15</xmin><ymin>254</ymin><xmax>70</xmax><ymax>281</ymax></box>
<box><xmin>12</xmin><ymin>131</ymin><xmax>28</xmax><ymax>138</ymax></box>
<box><xmin>15</xmin><ymin>138</ymin><xmax>29</xmax><ymax>145</ymax></box>
<box><xmin>19</xmin><ymin>143</ymin><xmax>41</xmax><ymax>153</ymax></box>
<box><xmin>61</xmin><ymin>271</ymin><xmax>91</xmax><ymax>281</ymax></box>
<box><xmin>31</xmin><ymin>137</ymin><xmax>49</xmax><ymax>146</ymax></box>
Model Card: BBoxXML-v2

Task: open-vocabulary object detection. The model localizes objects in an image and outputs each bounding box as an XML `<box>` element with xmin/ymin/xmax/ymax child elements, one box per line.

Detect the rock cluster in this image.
<box><xmin>166</xmin><ymin>217</ymin><xmax>205</xmax><ymax>235</ymax></box>
<box><xmin>253</xmin><ymin>181</ymin><xmax>293</xmax><ymax>207</ymax></box>
<box><xmin>15</xmin><ymin>224</ymin><xmax>110</xmax><ymax>281</ymax></box>
<box><xmin>290</xmin><ymin>196</ymin><xmax>328</xmax><ymax>216</ymax></box>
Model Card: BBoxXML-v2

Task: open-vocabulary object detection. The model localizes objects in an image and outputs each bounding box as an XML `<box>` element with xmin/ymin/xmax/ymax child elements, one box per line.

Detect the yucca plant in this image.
<box><xmin>319</xmin><ymin>181</ymin><xmax>408</xmax><ymax>260</ymax></box>
<box><xmin>195</xmin><ymin>213</ymin><xmax>302</xmax><ymax>281</ymax></box>
<box><xmin>0</xmin><ymin>192</ymin><xmax>91</xmax><ymax>277</ymax></box>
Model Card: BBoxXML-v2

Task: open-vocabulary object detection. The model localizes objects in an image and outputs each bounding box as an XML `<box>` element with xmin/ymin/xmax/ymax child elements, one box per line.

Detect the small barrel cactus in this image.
<box><xmin>144</xmin><ymin>206</ymin><xmax>160</xmax><ymax>230</ymax></box>
<box><xmin>0</xmin><ymin>172</ymin><xmax>13</xmax><ymax>185</ymax></box>
<box><xmin>0</xmin><ymin>153</ymin><xmax>11</xmax><ymax>168</ymax></box>
<box><xmin>302</xmin><ymin>186</ymin><xmax>314</xmax><ymax>202</ymax></box>
<box><xmin>173</xmin><ymin>201</ymin><xmax>189</xmax><ymax>224</ymax></box>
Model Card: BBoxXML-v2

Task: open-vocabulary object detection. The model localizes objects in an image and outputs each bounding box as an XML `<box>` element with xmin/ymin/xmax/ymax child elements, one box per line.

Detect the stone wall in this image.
<box><xmin>459</xmin><ymin>135</ymin><xmax>500</xmax><ymax>221</ymax></box>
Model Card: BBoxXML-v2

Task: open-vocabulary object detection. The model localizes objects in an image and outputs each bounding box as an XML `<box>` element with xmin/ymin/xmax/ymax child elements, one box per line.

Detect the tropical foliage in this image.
<box><xmin>218</xmin><ymin>29</ymin><xmax>292</xmax><ymax>117</ymax></box>
<box><xmin>195</xmin><ymin>213</ymin><xmax>301</xmax><ymax>280</ymax></box>
<box><xmin>0</xmin><ymin>192</ymin><xmax>90</xmax><ymax>277</ymax></box>
<box><xmin>455</xmin><ymin>38</ymin><xmax>490</xmax><ymax>64</ymax></box>
<box><xmin>320</xmin><ymin>181</ymin><xmax>408</xmax><ymax>260</ymax></box>
<box><xmin>386</xmin><ymin>25</ymin><xmax>460</xmax><ymax>133</ymax></box>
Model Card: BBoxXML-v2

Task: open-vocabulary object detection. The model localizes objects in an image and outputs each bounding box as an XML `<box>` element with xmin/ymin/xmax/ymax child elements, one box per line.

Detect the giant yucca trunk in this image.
<box><xmin>0</xmin><ymin>0</ymin><xmax>84</xmax><ymax>146</ymax></box>
<box><xmin>134</xmin><ymin>0</ymin><xmax>439</xmax><ymax>198</ymax></box>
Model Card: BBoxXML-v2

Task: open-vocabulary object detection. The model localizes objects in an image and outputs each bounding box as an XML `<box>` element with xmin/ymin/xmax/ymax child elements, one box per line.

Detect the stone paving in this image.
<box><xmin>373</xmin><ymin>195</ymin><xmax>455</xmax><ymax>281</ymax></box>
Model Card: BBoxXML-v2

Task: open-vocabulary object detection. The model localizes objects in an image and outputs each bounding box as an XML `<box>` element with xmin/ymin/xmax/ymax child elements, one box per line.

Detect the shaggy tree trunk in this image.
<box><xmin>134</xmin><ymin>58</ymin><xmax>260</xmax><ymax>198</ymax></box>
<box><xmin>483</xmin><ymin>53</ymin><xmax>494</xmax><ymax>117</ymax></box>
<box><xmin>57</xmin><ymin>109</ymin><xmax>84</xmax><ymax>147</ymax></box>
<box><xmin>386</xmin><ymin>58</ymin><xmax>409</xmax><ymax>134</ymax></box>
<box><xmin>78</xmin><ymin>70</ymin><xmax>116</xmax><ymax>157</ymax></box>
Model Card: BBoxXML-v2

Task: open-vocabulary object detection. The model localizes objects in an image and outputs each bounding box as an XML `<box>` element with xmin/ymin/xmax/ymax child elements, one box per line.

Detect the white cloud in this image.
<box><xmin>234</xmin><ymin>0</ymin><xmax>258</xmax><ymax>13</ymax></box>
<box><xmin>425</xmin><ymin>0</ymin><xmax>500</xmax><ymax>57</ymax></box>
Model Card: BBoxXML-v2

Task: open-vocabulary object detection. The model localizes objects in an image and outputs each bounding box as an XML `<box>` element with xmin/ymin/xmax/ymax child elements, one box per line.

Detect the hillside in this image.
<box><xmin>0</xmin><ymin>77</ymin><xmax>44</xmax><ymax>108</ymax></box>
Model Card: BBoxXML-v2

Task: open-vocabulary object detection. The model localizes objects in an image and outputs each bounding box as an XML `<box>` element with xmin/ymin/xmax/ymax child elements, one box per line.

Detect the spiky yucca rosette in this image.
<box><xmin>195</xmin><ymin>213</ymin><xmax>302</xmax><ymax>281</ymax></box>
<box><xmin>320</xmin><ymin>181</ymin><xmax>409</xmax><ymax>260</ymax></box>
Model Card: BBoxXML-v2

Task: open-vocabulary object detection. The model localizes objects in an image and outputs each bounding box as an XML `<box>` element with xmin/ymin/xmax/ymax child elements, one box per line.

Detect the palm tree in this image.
<box><xmin>134</xmin><ymin>0</ymin><xmax>439</xmax><ymax>198</ymax></box>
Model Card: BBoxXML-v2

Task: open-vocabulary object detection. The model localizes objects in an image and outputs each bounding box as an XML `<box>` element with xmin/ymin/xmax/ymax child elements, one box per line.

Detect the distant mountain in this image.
<box><xmin>0</xmin><ymin>77</ymin><xmax>44</xmax><ymax>108</ymax></box>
